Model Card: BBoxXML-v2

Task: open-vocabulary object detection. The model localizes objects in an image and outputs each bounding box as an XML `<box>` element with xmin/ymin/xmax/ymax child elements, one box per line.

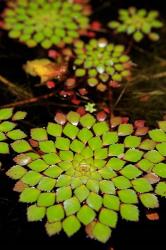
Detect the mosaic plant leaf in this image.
<box><xmin>73</xmin><ymin>38</ymin><xmax>131</xmax><ymax>91</ymax></box>
<box><xmin>6</xmin><ymin>112</ymin><xmax>166</xmax><ymax>243</ymax></box>
<box><xmin>2</xmin><ymin>0</ymin><xmax>91</xmax><ymax>48</ymax></box>
<box><xmin>0</xmin><ymin>108</ymin><xmax>27</xmax><ymax>159</ymax></box>
<box><xmin>108</xmin><ymin>7</ymin><xmax>163</xmax><ymax>42</ymax></box>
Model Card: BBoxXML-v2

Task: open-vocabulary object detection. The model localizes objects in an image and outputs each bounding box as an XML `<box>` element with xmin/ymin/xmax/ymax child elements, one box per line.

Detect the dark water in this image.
<box><xmin>0</xmin><ymin>0</ymin><xmax>166</xmax><ymax>249</ymax></box>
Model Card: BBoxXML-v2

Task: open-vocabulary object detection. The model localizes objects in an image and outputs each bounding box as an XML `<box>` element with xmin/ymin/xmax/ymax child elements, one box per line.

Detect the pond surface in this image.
<box><xmin>0</xmin><ymin>0</ymin><xmax>166</xmax><ymax>249</ymax></box>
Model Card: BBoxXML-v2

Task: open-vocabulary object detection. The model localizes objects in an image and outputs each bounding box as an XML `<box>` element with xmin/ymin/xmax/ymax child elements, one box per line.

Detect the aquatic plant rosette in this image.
<box><xmin>73</xmin><ymin>39</ymin><xmax>131</xmax><ymax>91</ymax></box>
<box><xmin>108</xmin><ymin>7</ymin><xmax>163</xmax><ymax>42</ymax></box>
<box><xmin>0</xmin><ymin>108</ymin><xmax>27</xmax><ymax>163</ymax></box>
<box><xmin>6</xmin><ymin>111</ymin><xmax>166</xmax><ymax>243</ymax></box>
<box><xmin>2</xmin><ymin>0</ymin><xmax>91</xmax><ymax>48</ymax></box>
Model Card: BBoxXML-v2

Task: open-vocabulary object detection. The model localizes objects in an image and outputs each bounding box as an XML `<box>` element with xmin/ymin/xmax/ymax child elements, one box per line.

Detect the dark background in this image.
<box><xmin>0</xmin><ymin>0</ymin><xmax>166</xmax><ymax>250</ymax></box>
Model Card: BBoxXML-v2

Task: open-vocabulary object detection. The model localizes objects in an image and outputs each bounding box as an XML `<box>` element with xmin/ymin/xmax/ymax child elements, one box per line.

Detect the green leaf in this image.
<box><xmin>80</xmin><ymin>114</ymin><xmax>96</xmax><ymax>128</ymax></box>
<box><xmin>21</xmin><ymin>170</ymin><xmax>41</xmax><ymax>186</ymax></box>
<box><xmin>47</xmin><ymin>204</ymin><xmax>65</xmax><ymax>223</ymax></box>
<box><xmin>77</xmin><ymin>205</ymin><xmax>96</xmax><ymax>225</ymax></box>
<box><xmin>103</xmin><ymin>194</ymin><xmax>120</xmax><ymax>211</ymax></box>
<box><xmin>66</xmin><ymin>111</ymin><xmax>80</xmax><ymax>125</ymax></box>
<box><xmin>120</xmin><ymin>164</ymin><xmax>142</xmax><ymax>179</ymax></box>
<box><xmin>0</xmin><ymin>121</ymin><xmax>16</xmax><ymax>132</ymax></box>
<box><xmin>124</xmin><ymin>149</ymin><xmax>143</xmax><ymax>162</ymax></box>
<box><xmin>118</xmin><ymin>189</ymin><xmax>138</xmax><ymax>204</ymax></box>
<box><xmin>118</xmin><ymin>124</ymin><xmax>133</xmax><ymax>136</ymax></box>
<box><xmin>109</xmin><ymin>143</ymin><xmax>124</xmax><ymax>156</ymax></box>
<box><xmin>37</xmin><ymin>193</ymin><xmax>56</xmax><ymax>207</ymax></box>
<box><xmin>144</xmin><ymin>150</ymin><xmax>164</xmax><ymax>163</ymax></box>
<box><xmin>137</xmin><ymin>159</ymin><xmax>153</xmax><ymax>172</ymax></box>
<box><xmin>19</xmin><ymin>187</ymin><xmax>40</xmax><ymax>203</ymax></box>
<box><xmin>44</xmin><ymin>165</ymin><xmax>63</xmax><ymax>178</ymax></box>
<box><xmin>98</xmin><ymin>167</ymin><xmax>116</xmax><ymax>179</ymax></box>
<box><xmin>42</xmin><ymin>153</ymin><xmax>61</xmax><ymax>165</ymax></box>
<box><xmin>63</xmin><ymin>215</ymin><xmax>81</xmax><ymax>237</ymax></box>
<box><xmin>99</xmin><ymin>180</ymin><xmax>115</xmax><ymax>194</ymax></box>
<box><xmin>0</xmin><ymin>108</ymin><xmax>13</xmax><ymax>120</ymax></box>
<box><xmin>112</xmin><ymin>176</ymin><xmax>131</xmax><ymax>189</ymax></box>
<box><xmin>74</xmin><ymin>185</ymin><xmax>89</xmax><ymax>202</ymax></box>
<box><xmin>158</xmin><ymin>121</ymin><xmax>166</xmax><ymax>132</ymax></box>
<box><xmin>64</xmin><ymin>197</ymin><xmax>80</xmax><ymax>216</ymax></box>
<box><xmin>94</xmin><ymin>159</ymin><xmax>106</xmax><ymax>170</ymax></box>
<box><xmin>63</xmin><ymin>123</ymin><xmax>79</xmax><ymax>139</ymax></box>
<box><xmin>47</xmin><ymin>123</ymin><xmax>62</xmax><ymax>137</ymax></box>
<box><xmin>59</xmin><ymin>151</ymin><xmax>73</xmax><ymax>161</ymax></box>
<box><xmin>58</xmin><ymin>161</ymin><xmax>73</xmax><ymax>171</ymax></box>
<box><xmin>120</xmin><ymin>204</ymin><xmax>139</xmax><ymax>221</ymax></box>
<box><xmin>12</xmin><ymin>111</ymin><xmax>27</xmax><ymax>121</ymax></box>
<box><xmin>92</xmin><ymin>222</ymin><xmax>112</xmax><ymax>243</ymax></box>
<box><xmin>133</xmin><ymin>31</ymin><xmax>144</xmax><ymax>42</ymax></box>
<box><xmin>86</xmin><ymin>192</ymin><xmax>102</xmax><ymax>211</ymax></box>
<box><xmin>37</xmin><ymin>176</ymin><xmax>56</xmax><ymax>191</ymax></box>
<box><xmin>94</xmin><ymin>148</ymin><xmax>108</xmax><ymax>160</ymax></box>
<box><xmin>56</xmin><ymin>175</ymin><xmax>71</xmax><ymax>187</ymax></box>
<box><xmin>28</xmin><ymin>159</ymin><xmax>48</xmax><ymax>172</ymax></box>
<box><xmin>132</xmin><ymin>178</ymin><xmax>153</xmax><ymax>193</ymax></box>
<box><xmin>140</xmin><ymin>193</ymin><xmax>159</xmax><ymax>208</ymax></box>
<box><xmin>155</xmin><ymin>182</ymin><xmax>166</xmax><ymax>197</ymax></box>
<box><xmin>39</xmin><ymin>140</ymin><xmax>56</xmax><ymax>153</ymax></box>
<box><xmin>139</xmin><ymin>139</ymin><xmax>156</xmax><ymax>150</ymax></box>
<box><xmin>102</xmin><ymin>132</ymin><xmax>118</xmax><ymax>145</ymax></box>
<box><xmin>7</xmin><ymin>129</ymin><xmax>27</xmax><ymax>140</ymax></box>
<box><xmin>93</xmin><ymin>122</ymin><xmax>109</xmax><ymax>136</ymax></box>
<box><xmin>124</xmin><ymin>136</ymin><xmax>141</xmax><ymax>148</ymax></box>
<box><xmin>11</xmin><ymin>140</ymin><xmax>32</xmax><ymax>153</ymax></box>
<box><xmin>75</xmin><ymin>68</ymin><xmax>86</xmax><ymax>77</ymax></box>
<box><xmin>31</xmin><ymin>128</ymin><xmax>48</xmax><ymax>141</ymax></box>
<box><xmin>45</xmin><ymin>221</ymin><xmax>62</xmax><ymax>236</ymax></box>
<box><xmin>77</xmin><ymin>128</ymin><xmax>93</xmax><ymax>143</ymax></box>
<box><xmin>6</xmin><ymin>165</ymin><xmax>27</xmax><ymax>180</ymax></box>
<box><xmin>99</xmin><ymin>208</ymin><xmax>118</xmax><ymax>228</ymax></box>
<box><xmin>88</xmin><ymin>137</ymin><xmax>102</xmax><ymax>150</ymax></box>
<box><xmin>149</xmin><ymin>129</ymin><xmax>166</xmax><ymax>142</ymax></box>
<box><xmin>108</xmin><ymin>21</ymin><xmax>120</xmax><ymax>28</ymax></box>
<box><xmin>0</xmin><ymin>142</ymin><xmax>9</xmax><ymax>154</ymax></box>
<box><xmin>55</xmin><ymin>137</ymin><xmax>70</xmax><ymax>150</ymax></box>
<box><xmin>27</xmin><ymin>204</ymin><xmax>46</xmax><ymax>221</ymax></box>
<box><xmin>142</xmin><ymin>23</ymin><xmax>151</xmax><ymax>34</ymax></box>
<box><xmin>81</xmin><ymin>147</ymin><xmax>93</xmax><ymax>159</ymax></box>
<box><xmin>86</xmin><ymin>179</ymin><xmax>99</xmax><ymax>193</ymax></box>
<box><xmin>56</xmin><ymin>186</ymin><xmax>72</xmax><ymax>202</ymax></box>
<box><xmin>0</xmin><ymin>131</ymin><xmax>6</xmax><ymax>141</ymax></box>
<box><xmin>156</xmin><ymin>142</ymin><xmax>166</xmax><ymax>156</ymax></box>
<box><xmin>70</xmin><ymin>139</ymin><xmax>84</xmax><ymax>153</ymax></box>
<box><xmin>152</xmin><ymin>163</ymin><xmax>166</xmax><ymax>178</ymax></box>
<box><xmin>106</xmin><ymin>157</ymin><xmax>125</xmax><ymax>171</ymax></box>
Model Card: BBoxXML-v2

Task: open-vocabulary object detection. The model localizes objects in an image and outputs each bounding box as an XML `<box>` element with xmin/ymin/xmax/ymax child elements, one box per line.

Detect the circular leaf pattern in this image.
<box><xmin>3</xmin><ymin>0</ymin><xmax>91</xmax><ymax>48</ymax></box>
<box><xmin>6</xmin><ymin>113</ymin><xmax>166</xmax><ymax>242</ymax></box>
<box><xmin>108</xmin><ymin>7</ymin><xmax>163</xmax><ymax>42</ymax></box>
<box><xmin>73</xmin><ymin>39</ymin><xmax>131</xmax><ymax>91</ymax></box>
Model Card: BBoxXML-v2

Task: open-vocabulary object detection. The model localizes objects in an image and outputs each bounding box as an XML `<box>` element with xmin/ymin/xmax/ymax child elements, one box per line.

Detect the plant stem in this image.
<box><xmin>0</xmin><ymin>75</ymin><xmax>33</xmax><ymax>99</ymax></box>
<box><xmin>1</xmin><ymin>93</ymin><xmax>55</xmax><ymax>108</ymax></box>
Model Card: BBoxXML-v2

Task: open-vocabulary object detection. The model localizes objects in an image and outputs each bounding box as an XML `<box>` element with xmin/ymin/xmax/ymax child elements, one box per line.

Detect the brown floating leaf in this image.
<box><xmin>96</xmin><ymin>111</ymin><xmax>107</xmax><ymax>122</ymax></box>
<box><xmin>54</xmin><ymin>113</ymin><xmax>66</xmax><ymax>125</ymax></box>
<box><xmin>146</xmin><ymin>212</ymin><xmax>159</xmax><ymax>221</ymax></box>
<box><xmin>144</xmin><ymin>173</ymin><xmax>160</xmax><ymax>184</ymax></box>
<box><xmin>13</xmin><ymin>180</ymin><xmax>27</xmax><ymax>192</ymax></box>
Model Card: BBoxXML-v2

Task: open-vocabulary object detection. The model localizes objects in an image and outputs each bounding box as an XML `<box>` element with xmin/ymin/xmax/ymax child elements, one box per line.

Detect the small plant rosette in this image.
<box><xmin>2</xmin><ymin>0</ymin><xmax>91</xmax><ymax>49</ymax></box>
<box><xmin>6</xmin><ymin>111</ymin><xmax>166</xmax><ymax>243</ymax></box>
<box><xmin>108</xmin><ymin>7</ymin><xmax>163</xmax><ymax>42</ymax></box>
<box><xmin>0</xmin><ymin>108</ymin><xmax>27</xmax><ymax>156</ymax></box>
<box><xmin>73</xmin><ymin>38</ymin><xmax>132</xmax><ymax>91</ymax></box>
